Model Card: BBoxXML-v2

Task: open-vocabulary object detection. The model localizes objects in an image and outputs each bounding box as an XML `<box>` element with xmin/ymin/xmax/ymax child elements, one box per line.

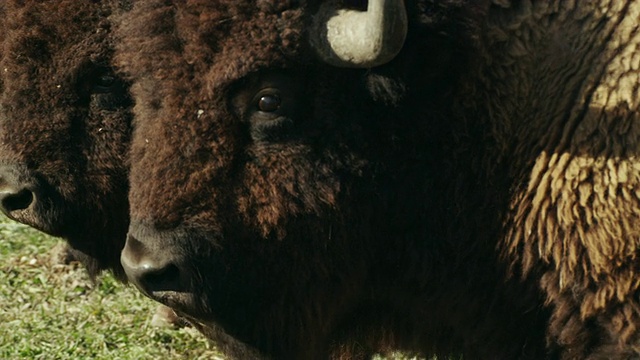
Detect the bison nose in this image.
<box><xmin>121</xmin><ymin>234</ymin><xmax>186</xmax><ymax>295</ymax></box>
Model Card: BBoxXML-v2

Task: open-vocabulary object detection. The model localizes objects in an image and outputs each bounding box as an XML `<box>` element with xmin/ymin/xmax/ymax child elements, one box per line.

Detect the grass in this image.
<box><xmin>0</xmin><ymin>215</ymin><xmax>224</xmax><ymax>359</ymax></box>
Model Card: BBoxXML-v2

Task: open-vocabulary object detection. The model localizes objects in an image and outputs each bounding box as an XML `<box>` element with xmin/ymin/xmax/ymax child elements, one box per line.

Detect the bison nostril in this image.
<box><xmin>0</xmin><ymin>187</ymin><xmax>34</xmax><ymax>213</ymax></box>
<box><xmin>139</xmin><ymin>263</ymin><xmax>183</xmax><ymax>292</ymax></box>
<box><xmin>121</xmin><ymin>235</ymin><xmax>186</xmax><ymax>295</ymax></box>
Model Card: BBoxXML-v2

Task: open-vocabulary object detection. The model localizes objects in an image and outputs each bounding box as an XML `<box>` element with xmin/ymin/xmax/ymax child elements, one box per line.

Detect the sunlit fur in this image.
<box><xmin>480</xmin><ymin>1</ymin><xmax>640</xmax><ymax>358</ymax></box>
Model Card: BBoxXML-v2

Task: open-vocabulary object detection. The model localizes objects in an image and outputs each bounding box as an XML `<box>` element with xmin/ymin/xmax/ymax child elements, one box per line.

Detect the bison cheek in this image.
<box><xmin>236</xmin><ymin>156</ymin><xmax>340</xmax><ymax>240</ymax></box>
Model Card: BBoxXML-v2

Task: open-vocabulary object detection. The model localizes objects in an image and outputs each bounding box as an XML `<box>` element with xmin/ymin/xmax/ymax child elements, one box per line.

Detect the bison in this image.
<box><xmin>0</xmin><ymin>0</ymin><xmax>181</xmax><ymax>327</ymax></box>
<box><xmin>117</xmin><ymin>0</ymin><xmax>640</xmax><ymax>358</ymax></box>
<box><xmin>0</xmin><ymin>0</ymin><xmax>131</xmax><ymax>278</ymax></box>
<box><xmin>115</xmin><ymin>0</ymin><xmax>557</xmax><ymax>358</ymax></box>
<box><xmin>478</xmin><ymin>1</ymin><xmax>640</xmax><ymax>358</ymax></box>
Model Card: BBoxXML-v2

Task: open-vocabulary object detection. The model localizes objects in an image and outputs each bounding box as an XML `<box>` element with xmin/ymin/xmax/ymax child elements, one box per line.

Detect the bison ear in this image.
<box><xmin>309</xmin><ymin>0</ymin><xmax>408</xmax><ymax>68</ymax></box>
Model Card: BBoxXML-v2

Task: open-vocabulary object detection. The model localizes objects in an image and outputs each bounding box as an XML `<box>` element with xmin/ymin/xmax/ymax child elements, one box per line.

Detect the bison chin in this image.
<box><xmin>121</xmin><ymin>223</ymin><xmax>220</xmax><ymax>317</ymax></box>
<box><xmin>117</xmin><ymin>231</ymin><xmax>265</xmax><ymax>360</ymax></box>
<box><xmin>121</xmin><ymin>222</ymin><xmax>278</xmax><ymax>349</ymax></box>
<box><xmin>121</xmin><ymin>221</ymin><xmax>276</xmax><ymax>320</ymax></box>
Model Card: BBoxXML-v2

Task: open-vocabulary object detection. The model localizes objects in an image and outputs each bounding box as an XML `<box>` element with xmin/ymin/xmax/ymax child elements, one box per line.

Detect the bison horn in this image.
<box><xmin>310</xmin><ymin>0</ymin><xmax>408</xmax><ymax>68</ymax></box>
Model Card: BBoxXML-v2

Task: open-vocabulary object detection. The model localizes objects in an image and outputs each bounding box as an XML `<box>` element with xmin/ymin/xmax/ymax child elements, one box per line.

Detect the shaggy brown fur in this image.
<box><xmin>0</xmin><ymin>0</ymin><xmax>186</xmax><ymax>332</ymax></box>
<box><xmin>475</xmin><ymin>1</ymin><xmax>640</xmax><ymax>358</ymax></box>
<box><xmin>346</xmin><ymin>0</ymin><xmax>640</xmax><ymax>358</ymax></box>
<box><xmin>115</xmin><ymin>1</ymin><xmax>563</xmax><ymax>359</ymax></box>
<box><xmin>0</xmin><ymin>0</ymin><xmax>132</xmax><ymax>279</ymax></box>
<box><xmin>121</xmin><ymin>0</ymin><xmax>640</xmax><ymax>358</ymax></box>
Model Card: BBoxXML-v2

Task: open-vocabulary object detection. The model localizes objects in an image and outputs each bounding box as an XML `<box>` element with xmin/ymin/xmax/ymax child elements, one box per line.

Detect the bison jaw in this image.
<box><xmin>310</xmin><ymin>0</ymin><xmax>408</xmax><ymax>68</ymax></box>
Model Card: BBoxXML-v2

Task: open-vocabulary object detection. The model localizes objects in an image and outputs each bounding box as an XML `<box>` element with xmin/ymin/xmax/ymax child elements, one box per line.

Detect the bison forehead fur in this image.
<box><xmin>0</xmin><ymin>0</ymin><xmax>132</xmax><ymax>278</ymax></box>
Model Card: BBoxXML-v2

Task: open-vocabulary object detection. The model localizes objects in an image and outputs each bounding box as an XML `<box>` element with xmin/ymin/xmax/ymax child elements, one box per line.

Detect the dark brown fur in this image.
<box><xmin>0</xmin><ymin>0</ymin><xmax>132</xmax><ymax>278</ymax></box>
<box><xmin>116</xmin><ymin>1</ymin><xmax>559</xmax><ymax>358</ymax></box>
<box><xmin>362</xmin><ymin>0</ymin><xmax>640</xmax><ymax>359</ymax></box>
<box><xmin>120</xmin><ymin>0</ymin><xmax>640</xmax><ymax>356</ymax></box>
<box><xmin>0</xmin><ymin>0</ymin><xmax>187</xmax><ymax>335</ymax></box>
<box><xmin>476</xmin><ymin>1</ymin><xmax>640</xmax><ymax>358</ymax></box>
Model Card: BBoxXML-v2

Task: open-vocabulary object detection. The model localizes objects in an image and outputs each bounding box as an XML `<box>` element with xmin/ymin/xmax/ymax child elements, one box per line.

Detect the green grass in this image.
<box><xmin>0</xmin><ymin>216</ymin><xmax>223</xmax><ymax>359</ymax></box>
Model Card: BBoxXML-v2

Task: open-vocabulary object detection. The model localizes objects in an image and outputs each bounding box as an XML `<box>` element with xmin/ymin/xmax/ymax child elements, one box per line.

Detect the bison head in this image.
<box><xmin>0</xmin><ymin>0</ymin><xmax>132</xmax><ymax>279</ymax></box>
<box><xmin>117</xmin><ymin>0</ymin><xmax>481</xmax><ymax>357</ymax></box>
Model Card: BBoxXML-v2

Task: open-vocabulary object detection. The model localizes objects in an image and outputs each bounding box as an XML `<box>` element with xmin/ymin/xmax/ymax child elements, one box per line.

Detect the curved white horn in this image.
<box><xmin>310</xmin><ymin>0</ymin><xmax>408</xmax><ymax>68</ymax></box>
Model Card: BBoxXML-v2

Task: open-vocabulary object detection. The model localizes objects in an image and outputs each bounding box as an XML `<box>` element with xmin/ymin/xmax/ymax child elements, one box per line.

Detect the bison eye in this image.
<box><xmin>86</xmin><ymin>68</ymin><xmax>132</xmax><ymax>110</ymax></box>
<box><xmin>97</xmin><ymin>75</ymin><xmax>116</xmax><ymax>88</ymax></box>
<box><xmin>92</xmin><ymin>72</ymin><xmax>118</xmax><ymax>94</ymax></box>
<box><xmin>258</xmin><ymin>94</ymin><xmax>281</xmax><ymax>112</ymax></box>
